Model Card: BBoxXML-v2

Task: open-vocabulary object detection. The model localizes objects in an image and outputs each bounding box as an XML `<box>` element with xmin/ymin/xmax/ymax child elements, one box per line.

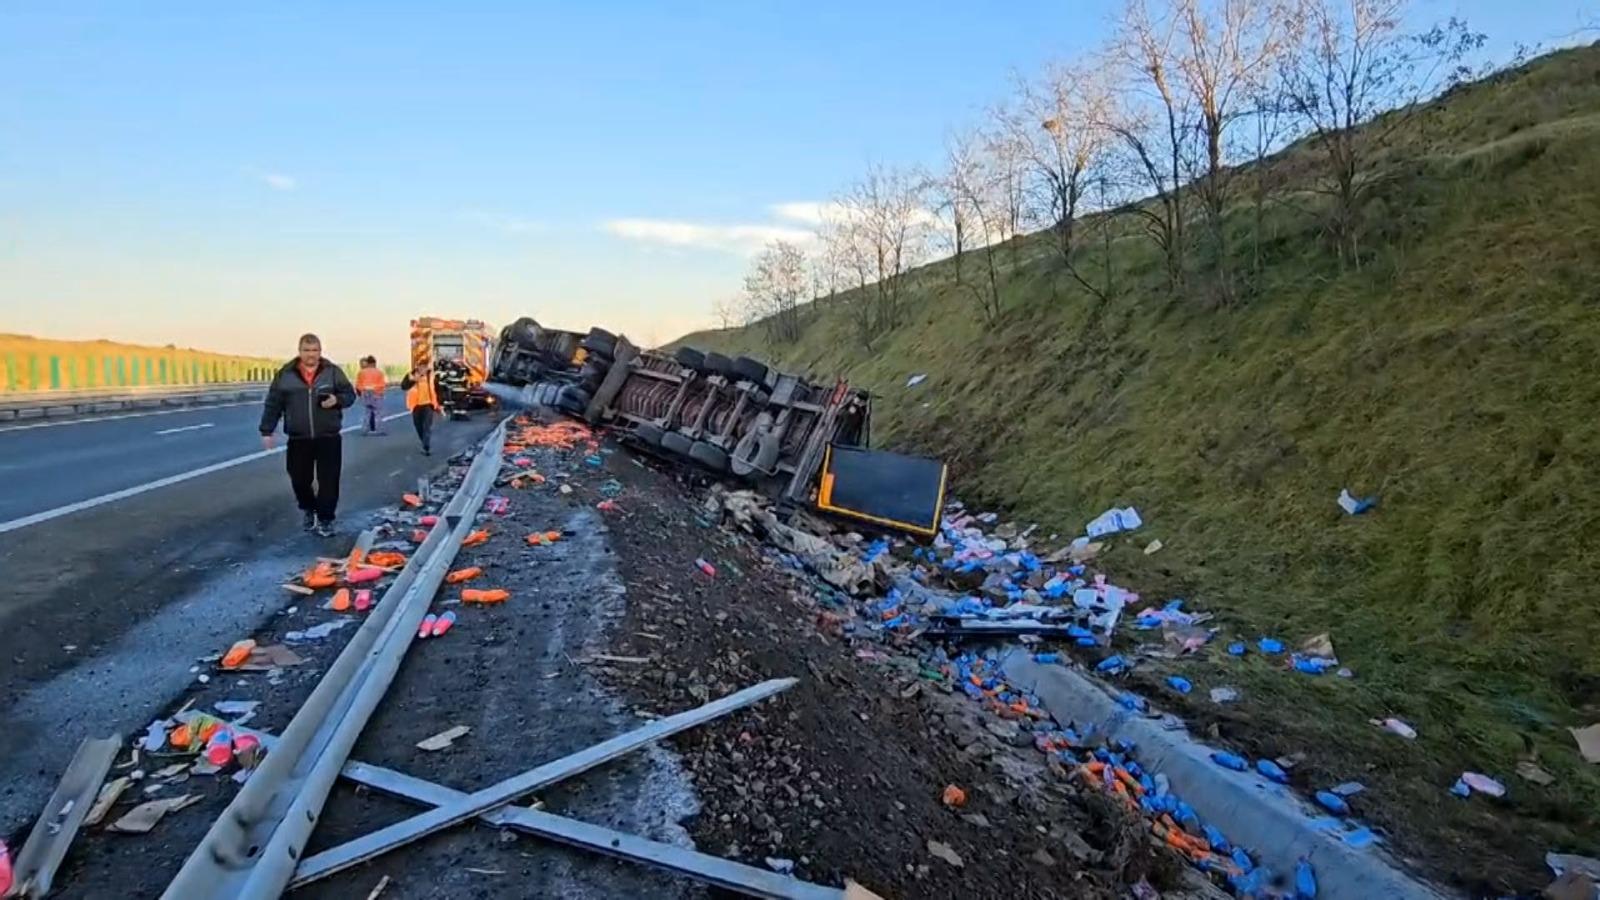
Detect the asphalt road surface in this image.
<box><xmin>0</xmin><ymin>392</ymin><xmax>413</xmax><ymax>528</ymax></box>
<box><xmin>0</xmin><ymin>397</ymin><xmax>500</xmax><ymax>835</ymax></box>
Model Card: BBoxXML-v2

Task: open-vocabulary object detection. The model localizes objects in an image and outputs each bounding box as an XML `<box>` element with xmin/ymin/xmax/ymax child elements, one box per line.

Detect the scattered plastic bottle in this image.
<box><xmin>1095</xmin><ymin>654</ymin><xmax>1127</xmax><ymax>674</ymax></box>
<box><xmin>418</xmin><ymin>614</ymin><xmax>438</xmax><ymax>639</ymax></box>
<box><xmin>1227</xmin><ymin>642</ymin><xmax>1247</xmax><ymax>656</ymax></box>
<box><xmin>431</xmin><ymin>611</ymin><xmax>456</xmax><ymax>637</ymax></box>
<box><xmin>1293</xmin><ymin>656</ymin><xmax>1337</xmax><ymax>675</ymax></box>
<box><xmin>1033</xmin><ymin>652</ymin><xmax>1062</xmax><ymax>664</ymax></box>
<box><xmin>694</xmin><ymin>558</ymin><xmax>717</xmax><ymax>578</ymax></box>
<box><xmin>1166</xmin><ymin>675</ymin><xmax>1192</xmax><ymax>694</ymax></box>
<box><xmin>1211</xmin><ymin>751</ymin><xmax>1248</xmax><ymax>771</ymax></box>
<box><xmin>354</xmin><ymin>589</ymin><xmax>373</xmax><ymax>612</ymax></box>
<box><xmin>419</xmin><ymin>515</ymin><xmax>439</xmax><ymax>526</ymax></box>
<box><xmin>1295</xmin><ymin>858</ymin><xmax>1318</xmax><ymax>898</ymax></box>
<box><xmin>205</xmin><ymin>727</ymin><xmax>234</xmax><ymax>767</ymax></box>
<box><xmin>232</xmin><ymin>733</ymin><xmax>263</xmax><ymax>768</ymax></box>
<box><xmin>1256</xmin><ymin>759</ymin><xmax>1290</xmax><ymax>783</ymax></box>
<box><xmin>0</xmin><ymin>838</ymin><xmax>13</xmax><ymax>896</ymax></box>
<box><xmin>330</xmin><ymin>588</ymin><xmax>351</xmax><ymax>612</ymax></box>
<box><xmin>1258</xmin><ymin>637</ymin><xmax>1285</xmax><ymax>655</ymax></box>
<box><xmin>221</xmin><ymin>639</ymin><xmax>257</xmax><ymax>669</ymax></box>
<box><xmin>1203</xmin><ymin>824</ymin><xmax>1231</xmax><ymax>853</ymax></box>
<box><xmin>1315</xmin><ymin>790</ymin><xmax>1350</xmax><ymax>815</ymax></box>
<box><xmin>461</xmin><ymin>589</ymin><xmax>510</xmax><ymax>604</ymax></box>
<box><xmin>1118</xmin><ymin>692</ymin><xmax>1147</xmax><ymax>711</ymax></box>
<box><xmin>346</xmin><ymin>566</ymin><xmax>383</xmax><ymax>584</ymax></box>
<box><xmin>445</xmin><ymin>566</ymin><xmax>483</xmax><ymax>584</ymax></box>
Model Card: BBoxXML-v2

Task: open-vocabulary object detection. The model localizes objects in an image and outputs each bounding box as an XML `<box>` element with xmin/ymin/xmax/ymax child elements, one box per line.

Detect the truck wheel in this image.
<box><xmin>689</xmin><ymin>440</ymin><xmax>730</xmax><ymax>472</ymax></box>
<box><xmin>675</xmin><ymin>347</ymin><xmax>705</xmax><ymax>371</ymax></box>
<box><xmin>510</xmin><ymin>317</ymin><xmax>542</xmax><ymax>346</ymax></box>
<box><xmin>660</xmin><ymin>431</ymin><xmax>694</xmax><ymax>457</ymax></box>
<box><xmin>702</xmin><ymin>351</ymin><xmax>733</xmax><ymax>379</ymax></box>
<box><xmin>732</xmin><ymin>356</ymin><xmax>768</xmax><ymax>385</ymax></box>
<box><xmin>633</xmin><ymin>423</ymin><xmax>665</xmax><ymax>446</ymax></box>
<box><xmin>581</xmin><ymin>328</ymin><xmax>617</xmax><ymax>357</ymax></box>
<box><xmin>731</xmin><ymin>429</ymin><xmax>782</xmax><ymax>477</ymax></box>
<box><xmin>557</xmin><ymin>385</ymin><xmax>591</xmax><ymax>415</ymax></box>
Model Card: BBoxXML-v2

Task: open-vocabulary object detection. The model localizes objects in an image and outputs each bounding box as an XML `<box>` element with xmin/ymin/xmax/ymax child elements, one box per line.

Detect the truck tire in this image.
<box><xmin>578</xmin><ymin>362</ymin><xmax>606</xmax><ymax>393</ymax></box>
<box><xmin>660</xmin><ymin>431</ymin><xmax>694</xmax><ymax>457</ymax></box>
<box><xmin>731</xmin><ymin>427</ymin><xmax>782</xmax><ymax>477</ymax></box>
<box><xmin>689</xmin><ymin>440</ymin><xmax>730</xmax><ymax>473</ymax></box>
<box><xmin>582</xmin><ymin>328</ymin><xmax>617</xmax><ymax>357</ymax></box>
<box><xmin>557</xmin><ymin>385</ymin><xmax>591</xmax><ymax>415</ymax></box>
<box><xmin>633</xmin><ymin>422</ymin><xmax>665</xmax><ymax>446</ymax></box>
<box><xmin>675</xmin><ymin>347</ymin><xmax>705</xmax><ymax>371</ymax></box>
<box><xmin>732</xmin><ymin>356</ymin><xmax>768</xmax><ymax>385</ymax></box>
<box><xmin>702</xmin><ymin>351</ymin><xmax>733</xmax><ymax>379</ymax></box>
<box><xmin>509</xmin><ymin>317</ymin><xmax>542</xmax><ymax>346</ymax></box>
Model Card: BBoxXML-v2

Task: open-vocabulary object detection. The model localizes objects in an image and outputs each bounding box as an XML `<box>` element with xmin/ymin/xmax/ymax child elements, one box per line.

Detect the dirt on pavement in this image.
<box><xmin>570</xmin><ymin>441</ymin><xmax>1224</xmax><ymax>900</ymax></box>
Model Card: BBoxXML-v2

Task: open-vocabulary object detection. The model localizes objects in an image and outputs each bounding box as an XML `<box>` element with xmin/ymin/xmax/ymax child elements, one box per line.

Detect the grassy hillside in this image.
<box><xmin>675</xmin><ymin>44</ymin><xmax>1600</xmax><ymax>892</ymax></box>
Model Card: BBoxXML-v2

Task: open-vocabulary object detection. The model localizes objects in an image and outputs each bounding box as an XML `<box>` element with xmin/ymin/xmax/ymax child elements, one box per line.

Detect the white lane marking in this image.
<box><xmin>0</xmin><ymin>410</ymin><xmax>415</xmax><ymax>535</ymax></box>
<box><xmin>155</xmin><ymin>422</ymin><xmax>215</xmax><ymax>435</ymax></box>
<box><xmin>0</xmin><ymin>401</ymin><xmax>256</xmax><ymax>433</ymax></box>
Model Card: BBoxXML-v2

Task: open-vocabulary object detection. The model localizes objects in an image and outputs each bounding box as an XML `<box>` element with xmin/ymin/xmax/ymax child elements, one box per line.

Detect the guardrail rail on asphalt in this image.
<box><xmin>160</xmin><ymin>419</ymin><xmax>509</xmax><ymax>899</ymax></box>
<box><xmin>0</xmin><ymin>383</ymin><xmax>269</xmax><ymax>422</ymax></box>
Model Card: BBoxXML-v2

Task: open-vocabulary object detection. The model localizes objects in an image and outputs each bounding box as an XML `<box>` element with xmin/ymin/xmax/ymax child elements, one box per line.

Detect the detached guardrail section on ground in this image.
<box><xmin>0</xmin><ymin>383</ymin><xmax>271</xmax><ymax>422</ymax></box>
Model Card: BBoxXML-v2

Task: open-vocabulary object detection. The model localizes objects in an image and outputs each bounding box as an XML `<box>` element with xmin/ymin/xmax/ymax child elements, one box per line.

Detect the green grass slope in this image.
<box><xmin>675</xmin><ymin>44</ymin><xmax>1600</xmax><ymax>892</ymax></box>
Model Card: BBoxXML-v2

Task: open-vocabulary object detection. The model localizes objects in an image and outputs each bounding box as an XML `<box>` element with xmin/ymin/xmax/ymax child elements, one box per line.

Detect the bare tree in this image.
<box><xmin>743</xmin><ymin>240</ymin><xmax>809</xmax><ymax>343</ymax></box>
<box><xmin>980</xmin><ymin>108</ymin><xmax>1033</xmax><ymax>268</ymax></box>
<box><xmin>1241</xmin><ymin>84</ymin><xmax>1298</xmax><ymax>278</ymax></box>
<box><xmin>1109</xmin><ymin>0</ymin><xmax>1195</xmax><ymax>291</ymax></box>
<box><xmin>1011</xmin><ymin>63</ymin><xmax>1118</xmax><ymax>299</ymax></box>
<box><xmin>1173</xmin><ymin>0</ymin><xmax>1293</xmax><ymax>298</ymax></box>
<box><xmin>929</xmin><ymin>147</ymin><xmax>972</xmax><ymax>286</ymax></box>
<box><xmin>1281</xmin><ymin>0</ymin><xmax>1484</xmax><ymax>267</ymax></box>
<box><xmin>839</xmin><ymin>164</ymin><xmax>933</xmax><ymax>339</ymax></box>
<box><xmin>712</xmin><ymin>294</ymin><xmax>746</xmax><ymax>330</ymax></box>
<box><xmin>938</xmin><ymin>127</ymin><xmax>1007</xmax><ymax>323</ymax></box>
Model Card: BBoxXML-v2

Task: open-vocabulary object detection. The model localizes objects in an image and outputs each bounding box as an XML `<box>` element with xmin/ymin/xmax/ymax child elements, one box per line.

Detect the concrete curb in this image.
<box><xmin>999</xmin><ymin>650</ymin><xmax>1457</xmax><ymax>900</ymax></box>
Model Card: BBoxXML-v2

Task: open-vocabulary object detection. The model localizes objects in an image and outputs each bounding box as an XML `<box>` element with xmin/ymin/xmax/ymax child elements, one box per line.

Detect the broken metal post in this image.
<box><xmin>291</xmin><ymin>677</ymin><xmax>798</xmax><ymax>887</ymax></box>
<box><xmin>215</xmin><ymin>718</ymin><xmax>840</xmax><ymax>900</ymax></box>
<box><xmin>7</xmin><ymin>735</ymin><xmax>121</xmax><ymax>898</ymax></box>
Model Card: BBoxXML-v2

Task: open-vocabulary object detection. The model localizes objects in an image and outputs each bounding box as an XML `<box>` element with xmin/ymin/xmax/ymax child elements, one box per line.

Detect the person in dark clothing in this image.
<box><xmin>401</xmin><ymin>361</ymin><xmax>440</xmax><ymax>456</ymax></box>
<box><xmin>260</xmin><ymin>333</ymin><xmax>357</xmax><ymax>536</ymax></box>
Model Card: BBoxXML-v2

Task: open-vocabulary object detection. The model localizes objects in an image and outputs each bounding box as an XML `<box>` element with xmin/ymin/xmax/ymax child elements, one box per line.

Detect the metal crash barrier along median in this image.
<box><xmin>161</xmin><ymin>419</ymin><xmax>509</xmax><ymax>899</ymax></box>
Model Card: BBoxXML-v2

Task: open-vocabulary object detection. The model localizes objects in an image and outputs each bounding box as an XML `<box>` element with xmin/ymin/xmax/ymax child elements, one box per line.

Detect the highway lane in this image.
<box><xmin>0</xmin><ymin>393</ymin><xmax>412</xmax><ymax>527</ymax></box>
<box><xmin>0</xmin><ymin>405</ymin><xmax>501</xmax><ymax>834</ymax></box>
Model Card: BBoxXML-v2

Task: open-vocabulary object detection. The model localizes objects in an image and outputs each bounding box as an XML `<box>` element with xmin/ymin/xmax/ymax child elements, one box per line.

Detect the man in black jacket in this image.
<box><xmin>260</xmin><ymin>333</ymin><xmax>357</xmax><ymax>536</ymax></box>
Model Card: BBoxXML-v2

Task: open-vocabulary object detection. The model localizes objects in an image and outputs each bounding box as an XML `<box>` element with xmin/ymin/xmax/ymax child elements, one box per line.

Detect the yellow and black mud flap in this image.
<box><xmin>815</xmin><ymin>444</ymin><xmax>947</xmax><ymax>538</ymax></box>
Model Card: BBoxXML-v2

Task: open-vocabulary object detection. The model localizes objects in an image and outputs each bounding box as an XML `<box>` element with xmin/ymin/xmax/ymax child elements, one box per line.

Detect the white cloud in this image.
<box><xmin>602</xmin><ymin>218</ymin><xmax>814</xmax><ymax>256</ymax></box>
<box><xmin>461</xmin><ymin>210</ymin><xmax>547</xmax><ymax>235</ymax></box>
<box><xmin>243</xmin><ymin>167</ymin><xmax>297</xmax><ymax>191</ymax></box>
<box><xmin>769</xmin><ymin>201</ymin><xmax>845</xmax><ymax>226</ymax></box>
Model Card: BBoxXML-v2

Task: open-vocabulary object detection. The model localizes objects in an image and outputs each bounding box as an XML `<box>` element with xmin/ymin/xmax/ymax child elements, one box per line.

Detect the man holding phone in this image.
<box><xmin>260</xmin><ymin>333</ymin><xmax>357</xmax><ymax>536</ymax></box>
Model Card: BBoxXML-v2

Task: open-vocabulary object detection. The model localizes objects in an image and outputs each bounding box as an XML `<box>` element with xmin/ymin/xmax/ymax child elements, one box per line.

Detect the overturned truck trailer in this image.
<box><xmin>488</xmin><ymin>317</ymin><xmax>947</xmax><ymax>537</ymax></box>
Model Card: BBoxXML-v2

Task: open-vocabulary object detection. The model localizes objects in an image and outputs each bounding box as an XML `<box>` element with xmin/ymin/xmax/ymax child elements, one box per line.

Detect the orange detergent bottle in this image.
<box><xmin>445</xmin><ymin>566</ymin><xmax>482</xmax><ymax>584</ymax></box>
<box><xmin>221</xmin><ymin>639</ymin><xmax>257</xmax><ymax>669</ymax></box>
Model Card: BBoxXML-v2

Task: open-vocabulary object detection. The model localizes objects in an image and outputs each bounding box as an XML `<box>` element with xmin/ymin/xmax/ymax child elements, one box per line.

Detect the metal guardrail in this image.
<box><xmin>0</xmin><ymin>382</ymin><xmax>269</xmax><ymax>420</ymax></box>
<box><xmin>161</xmin><ymin>419</ymin><xmax>508</xmax><ymax>899</ymax></box>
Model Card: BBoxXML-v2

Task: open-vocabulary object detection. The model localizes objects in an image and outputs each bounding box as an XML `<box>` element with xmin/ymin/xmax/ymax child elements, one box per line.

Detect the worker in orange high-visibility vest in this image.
<box><xmin>400</xmin><ymin>360</ymin><xmax>440</xmax><ymax>456</ymax></box>
<box><xmin>354</xmin><ymin>355</ymin><xmax>387</xmax><ymax>435</ymax></box>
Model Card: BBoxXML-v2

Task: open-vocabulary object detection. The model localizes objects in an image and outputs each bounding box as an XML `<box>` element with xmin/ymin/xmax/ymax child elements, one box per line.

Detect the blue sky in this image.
<box><xmin>1</xmin><ymin>1</ymin><xmax>1594</xmax><ymax>364</ymax></box>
